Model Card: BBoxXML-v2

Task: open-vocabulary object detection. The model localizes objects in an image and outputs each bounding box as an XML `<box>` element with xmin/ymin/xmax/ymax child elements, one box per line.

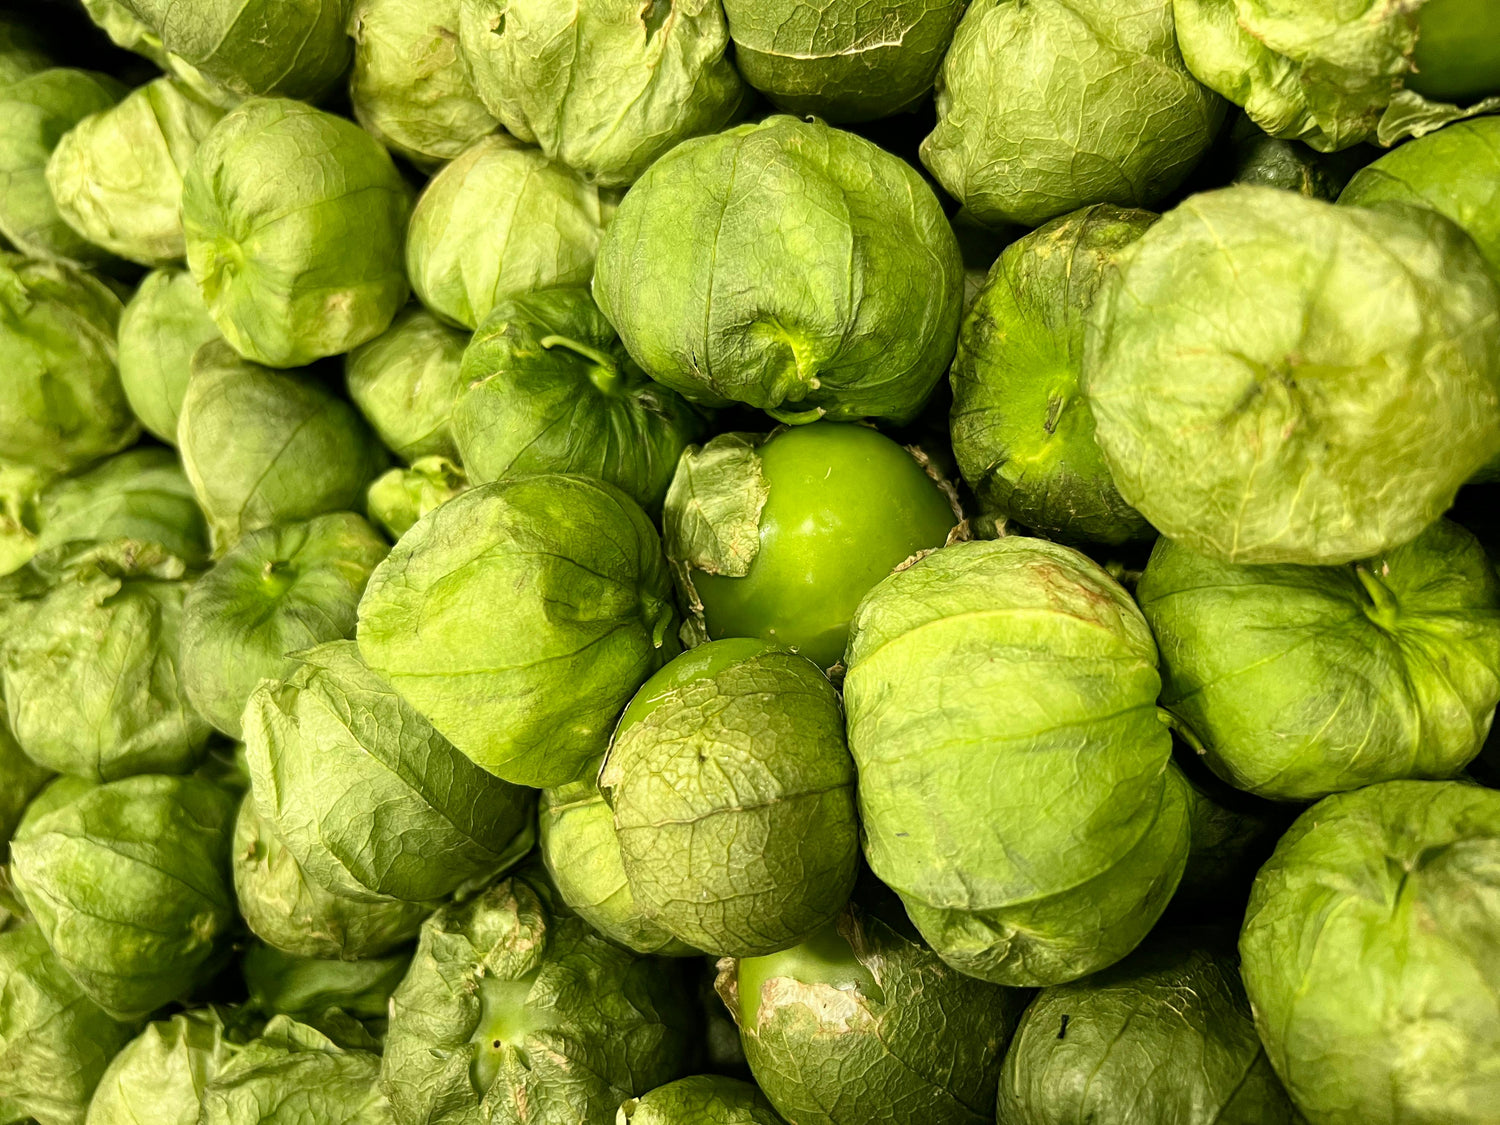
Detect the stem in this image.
<box><xmin>1158</xmin><ymin>709</ymin><xmax>1209</xmax><ymax>757</ymax></box>
<box><xmin>539</xmin><ymin>334</ymin><xmax>622</xmax><ymax>393</ymax></box>
<box><xmin>1354</xmin><ymin>564</ymin><xmax>1401</xmax><ymax>630</ymax></box>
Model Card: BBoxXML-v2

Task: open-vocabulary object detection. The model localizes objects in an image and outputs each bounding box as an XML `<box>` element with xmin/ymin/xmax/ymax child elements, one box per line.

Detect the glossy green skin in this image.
<box><xmin>346</xmin><ymin>306</ymin><xmax>469</xmax><ymax>464</ymax></box>
<box><xmin>381</xmin><ymin>870</ymin><xmax>696</xmax><ymax>1125</ymax></box>
<box><xmin>117</xmin><ymin>268</ymin><xmax>220</xmax><ymax>445</ymax></box>
<box><xmin>615</xmin><ymin>636</ymin><xmax>772</xmax><ymax>732</ymax></box>
<box><xmin>1409</xmin><ymin>0</ymin><xmax>1500</xmax><ymax>103</ymax></box>
<box><xmin>88</xmin><ymin>1010</ymin><xmax>244</xmax><ymax>1125</ymax></box>
<box><xmin>728</xmin><ymin>901</ymin><xmax>1026</xmax><ymax>1125</ymax></box>
<box><xmin>177</xmin><ymin>343</ymin><xmax>389</xmax><ymax>554</ymax></box>
<box><xmin>997</xmin><ymin>931</ymin><xmax>1296</xmax><ymax>1125</ymax></box>
<box><xmin>1139</xmin><ymin>520</ymin><xmax>1500</xmax><ymax>801</ymax></box>
<box><xmin>45</xmin><ymin>76</ymin><xmax>224</xmax><ymax>267</ymax></box>
<box><xmin>734</xmin><ymin>918</ymin><xmax>875</xmax><ymax>1027</ymax></box>
<box><xmin>674</xmin><ymin>424</ymin><xmax>956</xmax><ymax>668</ymax></box>
<box><xmin>231</xmin><ymin>796</ymin><xmax>430</xmax><ymax>961</ymax></box>
<box><xmin>349</xmin><ymin>0</ymin><xmax>497</xmax><ymax>171</ymax></box>
<box><xmin>180</xmin><ymin>512</ymin><xmax>388</xmax><ymax>738</ymax></box>
<box><xmin>0</xmin><ymin>925</ymin><xmax>137</xmax><ymax>1125</ymax></box>
<box><xmin>357</xmin><ymin>474</ymin><xmax>680</xmax><ymax>788</ymax></box>
<box><xmin>922</xmin><ymin>0</ymin><xmax>1224</xmax><ymax>228</ymax></box>
<box><xmin>724</xmin><ymin>0</ymin><xmax>962</xmax><ymax>123</ymax></box>
<box><xmin>407</xmin><ymin>134</ymin><xmax>610</xmax><ymax>330</ymax></box>
<box><xmin>951</xmin><ymin>205</ymin><xmax>1155</xmax><ymax>545</ymax></box>
<box><xmin>621</xmin><ymin>1076</ymin><xmax>785</xmax><ymax>1125</ymax></box>
<box><xmin>844</xmin><ymin>538</ymin><xmax>1190</xmax><ymax>987</ymax></box>
<box><xmin>245</xmin><ymin>640</ymin><xmax>535</xmax><ymax>904</ymax></box>
<box><xmin>595</xmin><ymin>116</ymin><xmax>963</xmax><ymax>424</ymax></box>
<box><xmin>2</xmin><ymin>565</ymin><xmax>212</xmax><ymax>780</ymax></box>
<box><xmin>1340</xmin><ymin>116</ymin><xmax>1500</xmax><ymax>274</ymax></box>
<box><xmin>10</xmin><ymin>774</ymin><xmax>238</xmax><ymax>1019</ymax></box>
<box><xmin>1240</xmin><ymin>781</ymin><xmax>1500</xmax><ymax>1125</ymax></box>
<box><xmin>459</xmin><ymin>0</ymin><xmax>744</xmax><ymax>188</ymax></box>
<box><xmin>602</xmin><ymin>640</ymin><xmax>858</xmax><ymax>957</ymax></box>
<box><xmin>1085</xmin><ymin>186</ymin><xmax>1500</xmax><ymax>565</ymax></box>
<box><xmin>181</xmin><ymin>98</ymin><xmax>413</xmax><ymax>368</ymax></box>
<box><xmin>0</xmin><ymin>68</ymin><xmax>123</xmax><ymax>264</ymax></box>
<box><xmin>452</xmin><ymin>287</ymin><xmax>702</xmax><ymax>512</ymax></box>
<box><xmin>0</xmin><ymin>254</ymin><xmax>137</xmax><ymax>475</ymax></box>
<box><xmin>119</xmin><ymin>0</ymin><xmax>352</xmax><ymax>100</ymax></box>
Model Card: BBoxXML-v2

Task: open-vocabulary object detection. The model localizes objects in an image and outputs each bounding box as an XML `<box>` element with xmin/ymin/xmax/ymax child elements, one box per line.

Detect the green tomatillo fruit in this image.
<box><xmin>0</xmin><ymin>925</ymin><xmax>137</xmax><ymax>1125</ymax></box>
<box><xmin>116</xmin><ymin>268</ymin><xmax>221</xmax><ymax>445</ymax></box>
<box><xmin>539</xmin><ymin>767</ymin><xmax>696</xmax><ymax>958</ymax></box>
<box><xmin>406</xmin><ymin>133</ymin><xmax>611</xmax><ymax>330</ymax></box>
<box><xmin>922</xmin><ymin>0</ymin><xmax>1224</xmax><ymax>229</ymax></box>
<box><xmin>1</xmin><ymin>554</ymin><xmax>212</xmax><ymax>781</ymax></box>
<box><xmin>177</xmin><ymin>342</ymin><xmax>389</xmax><ymax>554</ymax></box>
<box><xmin>1339</xmin><ymin>115</ymin><xmax>1500</xmax><ymax>274</ymax></box>
<box><xmin>0</xmin><ymin>67</ymin><xmax>124</xmax><ymax>264</ymax></box>
<box><xmin>1084</xmin><ymin>185</ymin><xmax>1500</xmax><ymax>565</ymax></box>
<box><xmin>86</xmin><ymin>1008</ymin><xmax>248</xmax><ymax>1125</ymax></box>
<box><xmin>721</xmin><ymin>0</ymin><xmax>964</xmax><ymax>124</ymax></box>
<box><xmin>664</xmin><ymin>423</ymin><xmax>957</xmax><ymax>668</ymax></box>
<box><xmin>231</xmin><ymin>794</ymin><xmax>431</xmax><ymax>961</ymax></box>
<box><xmin>996</xmin><ymin>928</ymin><xmax>1297</xmax><ymax>1124</ymax></box>
<box><xmin>722</xmin><ymin>892</ymin><xmax>1028</xmax><ymax>1125</ymax></box>
<box><xmin>1138</xmin><ymin>520</ymin><xmax>1500</xmax><ymax>801</ymax></box>
<box><xmin>458</xmin><ymin>0</ymin><xmax>745</xmax><ymax>188</ymax></box>
<box><xmin>951</xmin><ymin>204</ymin><xmax>1156</xmax><ymax>545</ymax></box>
<box><xmin>620</xmin><ymin>1076</ymin><xmax>786</xmax><ymax>1125</ymax></box>
<box><xmin>364</xmin><ymin>455</ymin><xmax>468</xmax><ymax>540</ymax></box>
<box><xmin>181</xmin><ymin>97</ymin><xmax>413</xmax><ymax>368</ymax></box>
<box><xmin>1174</xmin><ymin>0</ymin><xmax>1500</xmax><ymax>151</ymax></box>
<box><xmin>345</xmin><ymin>305</ymin><xmax>469</xmax><ymax>464</ymax></box>
<box><xmin>180</xmin><ymin>512</ymin><xmax>389</xmax><ymax>738</ymax></box>
<box><xmin>348</xmin><ymin>0</ymin><xmax>497</xmax><ymax>171</ymax></box>
<box><xmin>356</xmin><ymin>473</ymin><xmax>680</xmax><ymax>788</ymax></box>
<box><xmin>600</xmin><ymin>638</ymin><xmax>859</xmax><ymax>958</ymax></box>
<box><xmin>115</xmin><ymin>0</ymin><xmax>353</xmax><ymax>101</ymax></box>
<box><xmin>1408</xmin><ymin>0</ymin><xmax>1500</xmax><ymax>103</ymax></box>
<box><xmin>844</xmin><ymin>538</ymin><xmax>1190</xmax><ymax>987</ymax></box>
<box><xmin>10</xmin><ymin>773</ymin><xmax>238</xmax><ymax>1018</ymax></box>
<box><xmin>594</xmin><ymin>115</ymin><xmax>963</xmax><ymax>425</ymax></box>
<box><xmin>1239</xmin><ymin>780</ymin><xmax>1500</xmax><ymax>1125</ymax></box>
<box><xmin>0</xmin><ymin>253</ymin><xmax>136</xmax><ymax>475</ymax></box>
<box><xmin>45</xmin><ymin>76</ymin><xmax>224</xmax><ymax>267</ymax></box>
<box><xmin>453</xmin><ymin>286</ymin><xmax>703</xmax><ymax>512</ymax></box>
<box><xmin>381</xmin><ymin>867</ymin><xmax>697</xmax><ymax>1125</ymax></box>
<box><xmin>244</xmin><ymin>639</ymin><xmax>536</xmax><ymax>905</ymax></box>
<box><xmin>198</xmin><ymin>1016</ymin><xmax>389</xmax><ymax>1125</ymax></box>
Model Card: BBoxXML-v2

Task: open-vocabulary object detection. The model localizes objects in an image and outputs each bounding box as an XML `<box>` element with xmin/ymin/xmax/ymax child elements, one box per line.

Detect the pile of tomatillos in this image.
<box><xmin>1</xmin><ymin>2</ymin><xmax>1499</xmax><ymax>1124</ymax></box>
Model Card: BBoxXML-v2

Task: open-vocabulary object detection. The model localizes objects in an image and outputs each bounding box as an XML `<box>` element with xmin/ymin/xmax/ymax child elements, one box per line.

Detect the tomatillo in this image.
<box><xmin>663</xmin><ymin>423</ymin><xmax>956</xmax><ymax>668</ymax></box>
<box><xmin>601</xmin><ymin>638</ymin><xmax>859</xmax><ymax>957</ymax></box>
<box><xmin>1410</xmin><ymin>0</ymin><xmax>1500</xmax><ymax>103</ymax></box>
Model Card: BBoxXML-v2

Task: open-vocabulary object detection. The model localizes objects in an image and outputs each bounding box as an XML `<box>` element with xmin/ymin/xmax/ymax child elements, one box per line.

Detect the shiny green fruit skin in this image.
<box><xmin>1409</xmin><ymin>0</ymin><xmax>1500</xmax><ymax>103</ymax></box>
<box><xmin>694</xmin><ymin>424</ymin><xmax>955</xmax><ymax>668</ymax></box>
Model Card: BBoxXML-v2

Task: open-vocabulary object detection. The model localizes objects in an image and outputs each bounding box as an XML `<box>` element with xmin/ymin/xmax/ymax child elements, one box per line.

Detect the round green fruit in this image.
<box><xmin>667</xmin><ymin>423</ymin><xmax>956</xmax><ymax>668</ymax></box>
